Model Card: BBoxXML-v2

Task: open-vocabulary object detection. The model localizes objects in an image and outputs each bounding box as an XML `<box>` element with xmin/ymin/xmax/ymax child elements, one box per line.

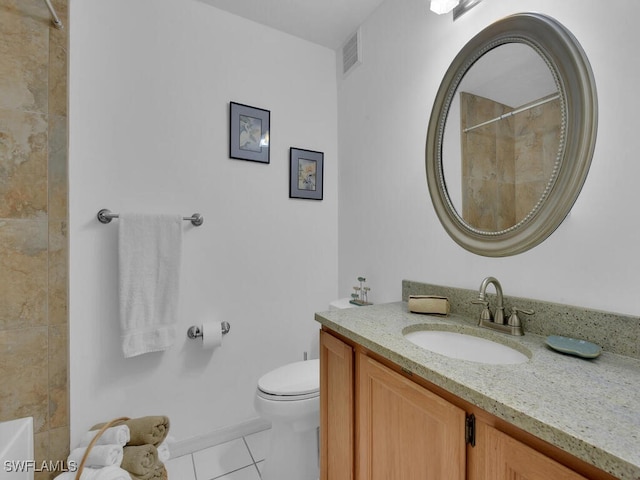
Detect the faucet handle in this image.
<box><xmin>472</xmin><ymin>298</ymin><xmax>492</xmax><ymax>322</ymax></box>
<box><xmin>507</xmin><ymin>307</ymin><xmax>534</xmax><ymax>327</ymax></box>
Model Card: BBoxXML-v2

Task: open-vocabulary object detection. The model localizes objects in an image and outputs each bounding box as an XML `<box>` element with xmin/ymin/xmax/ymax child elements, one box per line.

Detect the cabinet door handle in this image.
<box><xmin>466</xmin><ymin>414</ymin><xmax>476</xmax><ymax>447</ymax></box>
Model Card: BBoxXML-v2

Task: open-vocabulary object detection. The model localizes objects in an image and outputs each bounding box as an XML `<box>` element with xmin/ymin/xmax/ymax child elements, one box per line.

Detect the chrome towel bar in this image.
<box><xmin>97</xmin><ymin>209</ymin><xmax>204</xmax><ymax>227</ymax></box>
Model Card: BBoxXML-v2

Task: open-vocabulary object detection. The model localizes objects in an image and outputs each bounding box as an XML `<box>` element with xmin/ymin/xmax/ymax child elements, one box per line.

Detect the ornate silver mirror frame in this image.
<box><xmin>426</xmin><ymin>13</ymin><xmax>597</xmax><ymax>256</ymax></box>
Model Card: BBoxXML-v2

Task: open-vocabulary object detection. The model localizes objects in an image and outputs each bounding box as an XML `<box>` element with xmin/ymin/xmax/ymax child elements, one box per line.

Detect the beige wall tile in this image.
<box><xmin>48</xmin><ymin>220</ymin><xmax>68</xmax><ymax>326</ymax></box>
<box><xmin>0</xmin><ymin>0</ymin><xmax>69</xmax><ymax>467</ymax></box>
<box><xmin>0</xmin><ymin>327</ymin><xmax>49</xmax><ymax>432</ymax></box>
<box><xmin>0</xmin><ymin>108</ymin><xmax>48</xmax><ymax>217</ymax></box>
<box><xmin>0</xmin><ymin>219</ymin><xmax>48</xmax><ymax>330</ymax></box>
<box><xmin>48</xmin><ymin>27</ymin><xmax>67</xmax><ymax>118</ymax></box>
<box><xmin>48</xmin><ymin>324</ymin><xmax>68</xmax><ymax>428</ymax></box>
<box><xmin>48</xmin><ymin>115</ymin><xmax>68</xmax><ymax>220</ymax></box>
<box><xmin>497</xmin><ymin>181</ymin><xmax>516</xmax><ymax>230</ymax></box>
<box><xmin>33</xmin><ymin>430</ymin><xmax>49</xmax><ymax>480</ymax></box>
<box><xmin>0</xmin><ymin>1</ymin><xmax>49</xmax><ymax>113</ymax></box>
<box><xmin>49</xmin><ymin>426</ymin><xmax>71</xmax><ymax>478</ymax></box>
<box><xmin>34</xmin><ymin>428</ymin><xmax>69</xmax><ymax>480</ymax></box>
<box><xmin>50</xmin><ymin>0</ymin><xmax>68</xmax><ymax>21</ymax></box>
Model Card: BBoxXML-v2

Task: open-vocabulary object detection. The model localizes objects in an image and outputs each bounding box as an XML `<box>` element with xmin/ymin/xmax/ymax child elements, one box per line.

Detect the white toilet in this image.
<box><xmin>254</xmin><ymin>300</ymin><xmax>354</xmax><ymax>480</ymax></box>
<box><xmin>254</xmin><ymin>358</ymin><xmax>320</xmax><ymax>480</ymax></box>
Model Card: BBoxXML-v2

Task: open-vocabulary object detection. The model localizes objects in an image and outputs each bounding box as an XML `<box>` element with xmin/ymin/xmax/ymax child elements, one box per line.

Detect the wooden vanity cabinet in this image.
<box><xmin>320</xmin><ymin>328</ymin><xmax>614</xmax><ymax>480</ymax></box>
<box><xmin>469</xmin><ymin>420</ymin><xmax>588</xmax><ymax>480</ymax></box>
<box><xmin>320</xmin><ymin>330</ymin><xmax>354</xmax><ymax>480</ymax></box>
<box><xmin>357</xmin><ymin>352</ymin><xmax>466</xmax><ymax>479</ymax></box>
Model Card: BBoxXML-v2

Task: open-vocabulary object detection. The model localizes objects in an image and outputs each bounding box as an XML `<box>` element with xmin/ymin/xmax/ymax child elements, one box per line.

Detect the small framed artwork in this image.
<box><xmin>229</xmin><ymin>102</ymin><xmax>270</xmax><ymax>163</ymax></box>
<box><xmin>289</xmin><ymin>147</ymin><xmax>324</xmax><ymax>200</ymax></box>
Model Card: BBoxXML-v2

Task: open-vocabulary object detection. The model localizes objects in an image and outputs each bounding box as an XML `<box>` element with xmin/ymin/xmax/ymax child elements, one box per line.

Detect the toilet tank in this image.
<box><xmin>329</xmin><ymin>298</ymin><xmax>357</xmax><ymax>310</ymax></box>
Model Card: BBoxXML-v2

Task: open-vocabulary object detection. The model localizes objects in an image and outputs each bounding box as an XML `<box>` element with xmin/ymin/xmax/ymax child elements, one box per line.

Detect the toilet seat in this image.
<box><xmin>257</xmin><ymin>389</ymin><xmax>319</xmax><ymax>401</ymax></box>
<box><xmin>257</xmin><ymin>359</ymin><xmax>319</xmax><ymax>401</ymax></box>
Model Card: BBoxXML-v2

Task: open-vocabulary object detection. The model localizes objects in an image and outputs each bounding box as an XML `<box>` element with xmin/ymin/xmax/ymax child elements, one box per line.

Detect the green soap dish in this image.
<box><xmin>545</xmin><ymin>335</ymin><xmax>601</xmax><ymax>359</ymax></box>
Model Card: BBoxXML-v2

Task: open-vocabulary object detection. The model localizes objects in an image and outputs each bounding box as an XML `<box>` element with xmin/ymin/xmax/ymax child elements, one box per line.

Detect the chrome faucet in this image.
<box><xmin>473</xmin><ymin>276</ymin><xmax>505</xmax><ymax>324</ymax></box>
<box><xmin>472</xmin><ymin>276</ymin><xmax>533</xmax><ymax>336</ymax></box>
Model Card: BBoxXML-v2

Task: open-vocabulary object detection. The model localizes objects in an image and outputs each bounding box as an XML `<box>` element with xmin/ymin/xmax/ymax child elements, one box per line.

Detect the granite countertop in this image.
<box><xmin>315</xmin><ymin>301</ymin><xmax>640</xmax><ymax>480</ymax></box>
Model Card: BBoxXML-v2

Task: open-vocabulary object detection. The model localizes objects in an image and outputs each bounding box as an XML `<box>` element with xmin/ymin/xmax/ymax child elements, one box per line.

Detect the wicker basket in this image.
<box><xmin>74</xmin><ymin>417</ymin><xmax>130</xmax><ymax>479</ymax></box>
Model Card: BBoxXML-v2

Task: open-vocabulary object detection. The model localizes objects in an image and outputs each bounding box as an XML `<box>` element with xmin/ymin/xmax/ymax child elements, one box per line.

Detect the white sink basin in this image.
<box><xmin>404</xmin><ymin>329</ymin><xmax>529</xmax><ymax>365</ymax></box>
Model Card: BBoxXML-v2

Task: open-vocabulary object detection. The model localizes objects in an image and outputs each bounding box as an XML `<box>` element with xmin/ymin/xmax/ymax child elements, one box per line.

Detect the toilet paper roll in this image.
<box><xmin>201</xmin><ymin>322</ymin><xmax>223</xmax><ymax>349</ymax></box>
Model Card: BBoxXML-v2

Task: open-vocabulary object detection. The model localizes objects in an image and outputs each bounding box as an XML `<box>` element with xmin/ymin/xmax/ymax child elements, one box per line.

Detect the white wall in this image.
<box><xmin>69</xmin><ymin>0</ymin><xmax>640</xmax><ymax>447</ymax></box>
<box><xmin>69</xmin><ymin>0</ymin><xmax>338</xmax><ymax>443</ymax></box>
<box><xmin>338</xmin><ymin>0</ymin><xmax>640</xmax><ymax>316</ymax></box>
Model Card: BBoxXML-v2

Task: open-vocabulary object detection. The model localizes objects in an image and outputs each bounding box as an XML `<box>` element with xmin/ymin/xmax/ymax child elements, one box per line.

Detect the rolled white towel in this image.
<box><xmin>68</xmin><ymin>445</ymin><xmax>124</xmax><ymax>468</ymax></box>
<box><xmin>78</xmin><ymin>425</ymin><xmax>131</xmax><ymax>447</ymax></box>
<box><xmin>157</xmin><ymin>441</ymin><xmax>170</xmax><ymax>463</ymax></box>
<box><xmin>55</xmin><ymin>465</ymin><xmax>131</xmax><ymax>480</ymax></box>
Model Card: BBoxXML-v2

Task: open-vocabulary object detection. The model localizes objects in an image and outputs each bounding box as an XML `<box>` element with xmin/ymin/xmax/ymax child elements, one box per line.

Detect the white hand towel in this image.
<box><xmin>67</xmin><ymin>445</ymin><xmax>124</xmax><ymax>468</ymax></box>
<box><xmin>78</xmin><ymin>425</ymin><xmax>130</xmax><ymax>447</ymax></box>
<box><xmin>118</xmin><ymin>213</ymin><xmax>183</xmax><ymax>358</ymax></box>
<box><xmin>55</xmin><ymin>465</ymin><xmax>131</xmax><ymax>480</ymax></box>
<box><xmin>157</xmin><ymin>441</ymin><xmax>170</xmax><ymax>462</ymax></box>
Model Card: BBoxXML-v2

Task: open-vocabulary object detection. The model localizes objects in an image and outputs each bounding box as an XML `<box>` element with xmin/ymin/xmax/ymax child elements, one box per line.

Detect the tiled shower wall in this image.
<box><xmin>460</xmin><ymin>91</ymin><xmax>515</xmax><ymax>231</ymax></box>
<box><xmin>0</xmin><ymin>0</ymin><xmax>69</xmax><ymax>477</ymax></box>
<box><xmin>460</xmin><ymin>91</ymin><xmax>560</xmax><ymax>230</ymax></box>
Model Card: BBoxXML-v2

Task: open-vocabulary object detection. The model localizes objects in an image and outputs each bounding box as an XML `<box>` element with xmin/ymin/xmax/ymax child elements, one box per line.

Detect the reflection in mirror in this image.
<box><xmin>442</xmin><ymin>43</ymin><xmax>562</xmax><ymax>232</ymax></box>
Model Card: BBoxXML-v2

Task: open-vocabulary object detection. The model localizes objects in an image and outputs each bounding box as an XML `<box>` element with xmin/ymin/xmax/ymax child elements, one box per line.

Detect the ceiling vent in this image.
<box><xmin>342</xmin><ymin>28</ymin><xmax>362</xmax><ymax>77</ymax></box>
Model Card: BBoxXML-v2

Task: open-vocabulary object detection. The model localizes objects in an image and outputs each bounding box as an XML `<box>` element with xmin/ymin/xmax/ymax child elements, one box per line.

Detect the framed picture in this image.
<box><xmin>229</xmin><ymin>102</ymin><xmax>270</xmax><ymax>163</ymax></box>
<box><xmin>289</xmin><ymin>147</ymin><xmax>324</xmax><ymax>200</ymax></box>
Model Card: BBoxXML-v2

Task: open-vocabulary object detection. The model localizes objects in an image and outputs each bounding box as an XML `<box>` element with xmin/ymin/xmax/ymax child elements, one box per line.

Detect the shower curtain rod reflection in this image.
<box><xmin>43</xmin><ymin>0</ymin><xmax>63</xmax><ymax>29</ymax></box>
<box><xmin>463</xmin><ymin>93</ymin><xmax>560</xmax><ymax>133</ymax></box>
<box><xmin>97</xmin><ymin>209</ymin><xmax>205</xmax><ymax>227</ymax></box>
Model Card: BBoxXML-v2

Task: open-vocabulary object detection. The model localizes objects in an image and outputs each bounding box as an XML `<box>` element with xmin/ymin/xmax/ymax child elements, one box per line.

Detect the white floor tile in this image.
<box><xmin>217</xmin><ymin>464</ymin><xmax>261</xmax><ymax>480</ymax></box>
<box><xmin>193</xmin><ymin>438</ymin><xmax>254</xmax><ymax>480</ymax></box>
<box><xmin>244</xmin><ymin>428</ymin><xmax>271</xmax><ymax>462</ymax></box>
<box><xmin>165</xmin><ymin>454</ymin><xmax>197</xmax><ymax>480</ymax></box>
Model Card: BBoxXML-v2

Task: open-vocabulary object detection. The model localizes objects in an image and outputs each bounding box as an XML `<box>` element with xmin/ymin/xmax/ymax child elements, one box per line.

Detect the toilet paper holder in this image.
<box><xmin>187</xmin><ymin>322</ymin><xmax>230</xmax><ymax>339</ymax></box>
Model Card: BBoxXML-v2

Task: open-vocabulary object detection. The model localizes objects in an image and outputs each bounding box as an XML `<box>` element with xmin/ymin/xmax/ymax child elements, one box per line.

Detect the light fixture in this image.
<box><xmin>430</xmin><ymin>0</ymin><xmax>460</xmax><ymax>15</ymax></box>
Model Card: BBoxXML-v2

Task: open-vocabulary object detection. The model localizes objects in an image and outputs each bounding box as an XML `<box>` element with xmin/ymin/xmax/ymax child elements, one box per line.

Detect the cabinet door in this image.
<box><xmin>470</xmin><ymin>420</ymin><xmax>589</xmax><ymax>480</ymax></box>
<box><xmin>357</xmin><ymin>353</ymin><xmax>466</xmax><ymax>480</ymax></box>
<box><xmin>320</xmin><ymin>330</ymin><xmax>354</xmax><ymax>480</ymax></box>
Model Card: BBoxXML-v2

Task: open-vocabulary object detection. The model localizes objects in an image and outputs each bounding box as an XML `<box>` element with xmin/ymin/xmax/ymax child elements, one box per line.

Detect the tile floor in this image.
<box><xmin>165</xmin><ymin>428</ymin><xmax>270</xmax><ymax>480</ymax></box>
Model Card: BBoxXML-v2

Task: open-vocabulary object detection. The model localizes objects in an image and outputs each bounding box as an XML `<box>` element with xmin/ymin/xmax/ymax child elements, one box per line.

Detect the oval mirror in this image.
<box><xmin>426</xmin><ymin>13</ymin><xmax>597</xmax><ymax>256</ymax></box>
